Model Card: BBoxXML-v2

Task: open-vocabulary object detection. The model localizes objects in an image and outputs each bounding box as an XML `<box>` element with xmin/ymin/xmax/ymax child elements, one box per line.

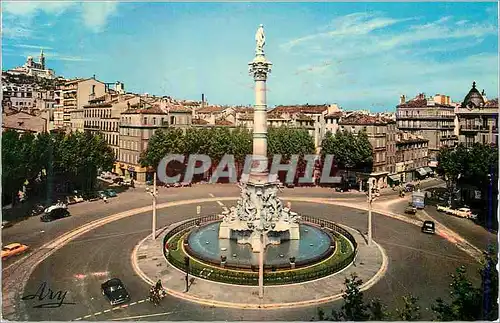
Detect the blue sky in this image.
<box><xmin>2</xmin><ymin>1</ymin><xmax>498</xmax><ymax>111</ymax></box>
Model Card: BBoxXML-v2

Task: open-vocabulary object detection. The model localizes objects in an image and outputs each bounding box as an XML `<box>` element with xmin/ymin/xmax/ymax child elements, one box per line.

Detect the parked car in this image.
<box><xmin>105</xmin><ymin>189</ymin><xmax>117</xmax><ymax>197</ymax></box>
<box><xmin>405</xmin><ymin>206</ymin><xmax>417</xmax><ymax>215</ymax></box>
<box><xmin>421</xmin><ymin>221</ymin><xmax>435</xmax><ymax>234</ymax></box>
<box><xmin>1</xmin><ymin>221</ymin><xmax>13</xmax><ymax>229</ymax></box>
<box><xmin>98</xmin><ymin>190</ymin><xmax>107</xmax><ymax>199</ymax></box>
<box><xmin>454</xmin><ymin>208</ymin><xmax>476</xmax><ymax>219</ymax></box>
<box><xmin>285</xmin><ymin>182</ymin><xmax>295</xmax><ymax>188</ymax></box>
<box><xmin>436</xmin><ymin>205</ymin><xmax>450</xmax><ymax>212</ymax></box>
<box><xmin>2</xmin><ymin>243</ymin><xmax>29</xmax><ymax>259</ymax></box>
<box><xmin>74</xmin><ymin>195</ymin><xmax>84</xmax><ymax>203</ymax></box>
<box><xmin>405</xmin><ymin>183</ymin><xmax>415</xmax><ymax>192</ymax></box>
<box><xmin>66</xmin><ymin>196</ymin><xmax>77</xmax><ymax>205</ymax></box>
<box><xmin>101</xmin><ymin>278</ymin><xmax>130</xmax><ymax>306</ymax></box>
<box><xmin>41</xmin><ymin>207</ymin><xmax>70</xmax><ymax>222</ymax></box>
<box><xmin>181</xmin><ymin>182</ymin><xmax>192</xmax><ymax>187</ymax></box>
<box><xmin>335</xmin><ymin>186</ymin><xmax>349</xmax><ymax>192</ymax></box>
<box><xmin>113</xmin><ymin>177</ymin><xmax>124</xmax><ymax>184</ymax></box>
<box><xmin>173</xmin><ymin>183</ymin><xmax>181</xmax><ymax>188</ymax></box>
<box><xmin>83</xmin><ymin>191</ymin><xmax>100</xmax><ymax>201</ymax></box>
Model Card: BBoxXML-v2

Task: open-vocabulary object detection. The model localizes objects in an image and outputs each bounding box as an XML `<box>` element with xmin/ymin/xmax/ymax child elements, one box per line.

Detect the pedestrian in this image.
<box><xmin>103</xmin><ymin>196</ymin><xmax>108</xmax><ymax>204</ymax></box>
<box><xmin>131</xmin><ymin>179</ymin><xmax>135</xmax><ymax>189</ymax></box>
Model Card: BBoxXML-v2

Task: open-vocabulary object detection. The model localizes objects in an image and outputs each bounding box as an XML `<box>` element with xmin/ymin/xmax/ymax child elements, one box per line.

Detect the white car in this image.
<box><xmin>455</xmin><ymin>208</ymin><xmax>476</xmax><ymax>219</ymax></box>
<box><xmin>436</xmin><ymin>205</ymin><xmax>450</xmax><ymax>212</ymax></box>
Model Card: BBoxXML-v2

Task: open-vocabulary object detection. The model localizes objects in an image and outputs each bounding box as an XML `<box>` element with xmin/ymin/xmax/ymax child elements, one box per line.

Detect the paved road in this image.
<box><xmin>21</xmin><ymin>198</ymin><xmax>479</xmax><ymax>321</ymax></box>
<box><xmin>2</xmin><ymin>178</ymin><xmax>443</xmax><ymax>266</ymax></box>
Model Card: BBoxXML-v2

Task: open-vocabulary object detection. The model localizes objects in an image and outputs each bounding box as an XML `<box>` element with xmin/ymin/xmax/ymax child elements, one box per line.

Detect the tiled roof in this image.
<box><xmin>122</xmin><ymin>105</ymin><xmax>165</xmax><ymax>115</ymax></box>
<box><xmin>238</xmin><ymin>114</ymin><xmax>254</xmax><ymax>121</ymax></box>
<box><xmin>215</xmin><ymin>119</ymin><xmax>234</xmax><ymax>126</ymax></box>
<box><xmin>397</xmin><ymin>97</ymin><xmax>454</xmax><ymax>109</ymax></box>
<box><xmin>192</xmin><ymin>118</ymin><xmax>209</xmax><ymax>125</ymax></box>
<box><xmin>2</xmin><ymin>111</ymin><xmax>46</xmax><ymax>133</ymax></box>
<box><xmin>339</xmin><ymin>114</ymin><xmax>388</xmax><ymax>125</ymax></box>
<box><xmin>234</xmin><ymin>107</ymin><xmax>254</xmax><ymax>113</ymax></box>
<box><xmin>271</xmin><ymin>104</ymin><xmax>328</xmax><ymax>114</ymax></box>
<box><xmin>197</xmin><ymin>105</ymin><xmax>224</xmax><ymax>113</ymax></box>
<box><xmin>162</xmin><ymin>103</ymin><xmax>192</xmax><ymax>113</ymax></box>
<box><xmin>295</xmin><ymin>113</ymin><xmax>313</xmax><ymax>121</ymax></box>
<box><xmin>325</xmin><ymin>111</ymin><xmax>343</xmax><ymax>118</ymax></box>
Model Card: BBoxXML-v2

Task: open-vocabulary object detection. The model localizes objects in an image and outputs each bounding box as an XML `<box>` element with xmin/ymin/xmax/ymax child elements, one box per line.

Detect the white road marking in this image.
<box><xmin>137</xmin><ymin>299</ymin><xmax>145</xmax><ymax>303</ymax></box>
<box><xmin>103</xmin><ymin>309</ymin><xmax>111</xmax><ymax>313</ymax></box>
<box><xmin>129</xmin><ymin>302</ymin><xmax>137</xmax><ymax>305</ymax></box>
<box><xmin>83</xmin><ymin>315</ymin><xmax>92</xmax><ymax>318</ymax></box>
<box><xmin>121</xmin><ymin>304</ymin><xmax>128</xmax><ymax>308</ymax></box>
<box><xmin>216</xmin><ymin>200</ymin><xmax>224</xmax><ymax>206</ymax></box>
<box><xmin>209</xmin><ymin>193</ymin><xmax>215</xmax><ymax>197</ymax></box>
<box><xmin>110</xmin><ymin>312</ymin><xmax>174</xmax><ymax>320</ymax></box>
<box><xmin>74</xmin><ymin>318</ymin><xmax>82</xmax><ymax>321</ymax></box>
<box><xmin>94</xmin><ymin>311</ymin><xmax>102</xmax><ymax>315</ymax></box>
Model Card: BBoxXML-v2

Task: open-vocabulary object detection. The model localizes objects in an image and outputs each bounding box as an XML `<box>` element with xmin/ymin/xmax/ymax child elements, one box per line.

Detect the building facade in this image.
<box><xmin>84</xmin><ymin>93</ymin><xmax>139</xmax><ymax>159</ymax></box>
<box><xmin>392</xmin><ymin>132</ymin><xmax>430</xmax><ymax>185</ymax></box>
<box><xmin>338</xmin><ymin>114</ymin><xmax>396</xmax><ymax>188</ymax></box>
<box><xmin>396</xmin><ymin>93</ymin><xmax>457</xmax><ymax>159</ymax></box>
<box><xmin>7</xmin><ymin>50</ymin><xmax>56</xmax><ymax>79</ymax></box>
<box><xmin>117</xmin><ymin>103</ymin><xmax>192</xmax><ymax>182</ymax></box>
<box><xmin>59</xmin><ymin>78</ymin><xmax>106</xmax><ymax>131</ymax></box>
<box><xmin>456</xmin><ymin>82</ymin><xmax>498</xmax><ymax>147</ymax></box>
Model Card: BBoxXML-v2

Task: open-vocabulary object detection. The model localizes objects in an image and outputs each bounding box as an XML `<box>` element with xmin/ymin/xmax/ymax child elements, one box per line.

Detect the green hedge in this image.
<box><xmin>166</xmin><ymin>230</ymin><xmax>356</xmax><ymax>286</ymax></box>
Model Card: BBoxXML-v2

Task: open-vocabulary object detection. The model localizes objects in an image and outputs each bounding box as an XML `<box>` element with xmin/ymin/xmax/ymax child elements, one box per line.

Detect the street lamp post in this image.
<box><xmin>367</xmin><ymin>177</ymin><xmax>376</xmax><ymax>246</ymax></box>
<box><xmin>146</xmin><ymin>172</ymin><xmax>158</xmax><ymax>240</ymax></box>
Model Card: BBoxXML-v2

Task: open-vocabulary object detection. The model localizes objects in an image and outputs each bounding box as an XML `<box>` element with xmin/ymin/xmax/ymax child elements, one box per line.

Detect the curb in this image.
<box><xmin>131</xmin><ymin>223</ymin><xmax>389</xmax><ymax>310</ymax></box>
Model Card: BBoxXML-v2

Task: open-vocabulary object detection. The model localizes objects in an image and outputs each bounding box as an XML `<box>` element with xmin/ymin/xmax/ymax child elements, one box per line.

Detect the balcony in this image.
<box><xmin>397</xmin><ymin>115</ymin><xmax>455</xmax><ymax>120</ymax></box>
<box><xmin>460</xmin><ymin>125</ymin><xmax>496</xmax><ymax>133</ymax></box>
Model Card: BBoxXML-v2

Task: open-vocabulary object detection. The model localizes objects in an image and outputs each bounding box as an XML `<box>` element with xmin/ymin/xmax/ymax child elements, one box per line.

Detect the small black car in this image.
<box><xmin>101</xmin><ymin>278</ymin><xmax>130</xmax><ymax>306</ymax></box>
<box><xmin>405</xmin><ymin>206</ymin><xmax>417</xmax><ymax>215</ymax></box>
<box><xmin>421</xmin><ymin>220</ymin><xmax>435</xmax><ymax>234</ymax></box>
<box><xmin>40</xmin><ymin>208</ymin><xmax>70</xmax><ymax>222</ymax></box>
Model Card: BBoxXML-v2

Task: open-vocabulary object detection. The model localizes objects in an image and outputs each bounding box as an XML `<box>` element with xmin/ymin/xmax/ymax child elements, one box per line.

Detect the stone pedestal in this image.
<box><xmin>218</xmin><ymin>181</ymin><xmax>300</xmax><ymax>252</ymax></box>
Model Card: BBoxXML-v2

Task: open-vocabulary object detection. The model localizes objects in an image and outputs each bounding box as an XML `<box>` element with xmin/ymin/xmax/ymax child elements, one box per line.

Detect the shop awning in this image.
<box><xmin>388</xmin><ymin>174</ymin><xmax>400</xmax><ymax>182</ymax></box>
<box><xmin>416</xmin><ymin>168</ymin><xmax>427</xmax><ymax>176</ymax></box>
<box><xmin>424</xmin><ymin>167</ymin><xmax>433</xmax><ymax>174</ymax></box>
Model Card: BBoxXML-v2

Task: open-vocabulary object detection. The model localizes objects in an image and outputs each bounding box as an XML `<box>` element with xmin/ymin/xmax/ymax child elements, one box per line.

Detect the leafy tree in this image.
<box><xmin>395</xmin><ymin>295</ymin><xmax>421</xmax><ymax>321</ymax></box>
<box><xmin>432</xmin><ymin>246</ymin><xmax>498</xmax><ymax>321</ymax></box>
<box><xmin>139</xmin><ymin>128</ymin><xmax>186</xmax><ymax>168</ymax></box>
<box><xmin>330</xmin><ymin>273</ymin><xmax>370</xmax><ymax>321</ymax></box>
<box><xmin>321</xmin><ymin>130</ymin><xmax>372</xmax><ymax>176</ymax></box>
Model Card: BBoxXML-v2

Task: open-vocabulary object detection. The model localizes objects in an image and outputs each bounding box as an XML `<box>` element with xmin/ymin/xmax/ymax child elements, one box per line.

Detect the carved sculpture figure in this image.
<box><xmin>255</xmin><ymin>24</ymin><xmax>265</xmax><ymax>54</ymax></box>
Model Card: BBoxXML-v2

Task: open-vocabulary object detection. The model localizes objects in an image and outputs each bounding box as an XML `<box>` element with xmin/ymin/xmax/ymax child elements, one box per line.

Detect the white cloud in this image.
<box><xmin>2</xmin><ymin>2</ymin><xmax>75</xmax><ymax>16</ymax></box>
<box><xmin>12</xmin><ymin>44</ymin><xmax>54</xmax><ymax>50</ymax></box>
<box><xmin>80</xmin><ymin>2</ymin><xmax>119</xmax><ymax>33</ymax></box>
<box><xmin>281</xmin><ymin>12</ymin><xmax>413</xmax><ymax>51</ymax></box>
<box><xmin>1</xmin><ymin>1</ymin><xmax>119</xmax><ymax>36</ymax></box>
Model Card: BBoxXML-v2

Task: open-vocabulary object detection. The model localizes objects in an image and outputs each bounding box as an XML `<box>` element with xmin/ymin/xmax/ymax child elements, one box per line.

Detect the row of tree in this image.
<box><xmin>2</xmin><ymin>130</ymin><xmax>115</xmax><ymax>205</ymax></box>
<box><xmin>436</xmin><ymin>143</ymin><xmax>498</xmax><ymax>227</ymax></box>
<box><xmin>318</xmin><ymin>246</ymin><xmax>497</xmax><ymax>321</ymax></box>
<box><xmin>139</xmin><ymin>126</ymin><xmax>373</xmax><ymax>177</ymax></box>
<box><xmin>139</xmin><ymin>126</ymin><xmax>316</xmax><ymax>167</ymax></box>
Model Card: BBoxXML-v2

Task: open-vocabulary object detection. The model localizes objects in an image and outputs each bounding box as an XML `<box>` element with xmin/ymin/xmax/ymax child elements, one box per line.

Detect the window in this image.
<box><xmin>152</xmin><ymin>117</ymin><xmax>156</xmax><ymax>125</ymax></box>
<box><xmin>170</xmin><ymin>116</ymin><xmax>175</xmax><ymax>125</ymax></box>
<box><xmin>144</xmin><ymin>117</ymin><xmax>147</xmax><ymax>125</ymax></box>
<box><xmin>91</xmin><ymin>85</ymin><xmax>95</xmax><ymax>95</ymax></box>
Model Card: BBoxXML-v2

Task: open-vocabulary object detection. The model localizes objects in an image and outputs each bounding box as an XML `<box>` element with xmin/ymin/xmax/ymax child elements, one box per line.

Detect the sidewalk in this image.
<box><xmin>133</xmin><ymin>223</ymin><xmax>386</xmax><ymax>309</ymax></box>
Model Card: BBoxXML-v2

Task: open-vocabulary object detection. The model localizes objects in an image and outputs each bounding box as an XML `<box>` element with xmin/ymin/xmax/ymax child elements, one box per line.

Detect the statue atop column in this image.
<box><xmin>255</xmin><ymin>24</ymin><xmax>266</xmax><ymax>55</ymax></box>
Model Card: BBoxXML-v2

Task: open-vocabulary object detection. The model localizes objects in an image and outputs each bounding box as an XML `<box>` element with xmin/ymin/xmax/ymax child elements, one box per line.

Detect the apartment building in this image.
<box><xmin>117</xmin><ymin>102</ymin><xmax>192</xmax><ymax>182</ymax></box>
<box><xmin>391</xmin><ymin>132</ymin><xmax>430</xmax><ymax>185</ymax></box>
<box><xmin>455</xmin><ymin>82</ymin><xmax>498</xmax><ymax>147</ymax></box>
<box><xmin>58</xmin><ymin>77</ymin><xmax>106</xmax><ymax>131</ymax></box>
<box><xmin>338</xmin><ymin>114</ymin><xmax>396</xmax><ymax>188</ymax></box>
<box><xmin>396</xmin><ymin>93</ymin><xmax>457</xmax><ymax>159</ymax></box>
<box><xmin>83</xmin><ymin>92</ymin><xmax>139</xmax><ymax>159</ymax></box>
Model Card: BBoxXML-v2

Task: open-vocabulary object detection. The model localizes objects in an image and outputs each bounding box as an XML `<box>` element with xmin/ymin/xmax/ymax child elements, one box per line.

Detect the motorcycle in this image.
<box><xmin>148</xmin><ymin>286</ymin><xmax>167</xmax><ymax>306</ymax></box>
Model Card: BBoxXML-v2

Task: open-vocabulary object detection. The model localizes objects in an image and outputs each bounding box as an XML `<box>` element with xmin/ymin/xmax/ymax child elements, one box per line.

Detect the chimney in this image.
<box><xmin>93</xmin><ymin>74</ymin><xmax>96</xmax><ymax>80</ymax></box>
<box><xmin>202</xmin><ymin>93</ymin><xmax>205</xmax><ymax>104</ymax></box>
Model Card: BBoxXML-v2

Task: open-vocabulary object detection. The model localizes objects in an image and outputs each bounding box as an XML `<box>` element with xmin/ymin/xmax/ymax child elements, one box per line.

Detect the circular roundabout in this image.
<box><xmin>16</xmin><ymin>193</ymin><xmax>480</xmax><ymax>321</ymax></box>
<box><xmin>165</xmin><ymin>216</ymin><xmax>358</xmax><ymax>286</ymax></box>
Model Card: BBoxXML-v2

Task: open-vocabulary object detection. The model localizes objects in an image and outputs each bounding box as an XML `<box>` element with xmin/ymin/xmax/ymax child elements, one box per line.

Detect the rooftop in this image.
<box><xmin>271</xmin><ymin>104</ymin><xmax>329</xmax><ymax>114</ymax></box>
<box><xmin>339</xmin><ymin>114</ymin><xmax>391</xmax><ymax>125</ymax></box>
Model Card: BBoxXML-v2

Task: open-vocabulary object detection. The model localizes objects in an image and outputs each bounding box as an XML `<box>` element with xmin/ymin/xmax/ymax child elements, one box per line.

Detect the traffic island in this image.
<box><xmin>132</xmin><ymin>215</ymin><xmax>387</xmax><ymax>309</ymax></box>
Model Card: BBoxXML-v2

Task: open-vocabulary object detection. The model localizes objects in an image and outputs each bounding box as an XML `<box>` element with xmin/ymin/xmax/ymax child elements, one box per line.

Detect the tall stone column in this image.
<box><xmin>248</xmin><ymin>37</ymin><xmax>272</xmax><ymax>184</ymax></box>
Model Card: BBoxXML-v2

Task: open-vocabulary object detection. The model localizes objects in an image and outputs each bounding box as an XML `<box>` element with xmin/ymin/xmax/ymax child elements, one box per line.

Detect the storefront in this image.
<box><xmin>416</xmin><ymin>168</ymin><xmax>428</xmax><ymax>179</ymax></box>
<box><xmin>388</xmin><ymin>174</ymin><xmax>401</xmax><ymax>187</ymax></box>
